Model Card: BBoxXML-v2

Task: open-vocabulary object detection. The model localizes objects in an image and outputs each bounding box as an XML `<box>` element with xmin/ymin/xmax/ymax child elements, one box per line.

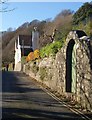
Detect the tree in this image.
<box><xmin>53</xmin><ymin>9</ymin><xmax>73</xmax><ymax>39</ymax></box>
<box><xmin>73</xmin><ymin>2</ymin><xmax>92</xmax><ymax>25</ymax></box>
<box><xmin>0</xmin><ymin>0</ymin><xmax>16</xmax><ymax>12</ymax></box>
<box><xmin>54</xmin><ymin>9</ymin><xmax>73</xmax><ymax>21</ymax></box>
<box><xmin>7</xmin><ymin>27</ymin><xmax>13</xmax><ymax>32</ymax></box>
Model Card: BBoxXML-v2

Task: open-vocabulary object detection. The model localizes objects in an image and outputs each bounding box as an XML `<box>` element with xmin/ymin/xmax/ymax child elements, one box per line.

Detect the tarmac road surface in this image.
<box><xmin>2</xmin><ymin>71</ymin><xmax>91</xmax><ymax>120</ymax></box>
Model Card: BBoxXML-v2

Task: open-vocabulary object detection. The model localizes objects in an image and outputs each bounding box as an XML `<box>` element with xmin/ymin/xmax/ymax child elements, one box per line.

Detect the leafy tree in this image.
<box><xmin>73</xmin><ymin>2</ymin><xmax>92</xmax><ymax>25</ymax></box>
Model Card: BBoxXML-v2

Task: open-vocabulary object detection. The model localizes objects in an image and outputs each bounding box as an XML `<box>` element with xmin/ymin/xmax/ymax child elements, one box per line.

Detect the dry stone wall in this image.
<box><xmin>23</xmin><ymin>30</ymin><xmax>92</xmax><ymax>112</ymax></box>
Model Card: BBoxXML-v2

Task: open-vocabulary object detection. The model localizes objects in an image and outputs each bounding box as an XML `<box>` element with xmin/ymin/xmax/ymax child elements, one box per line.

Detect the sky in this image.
<box><xmin>0</xmin><ymin>1</ymin><xmax>91</xmax><ymax>31</ymax></box>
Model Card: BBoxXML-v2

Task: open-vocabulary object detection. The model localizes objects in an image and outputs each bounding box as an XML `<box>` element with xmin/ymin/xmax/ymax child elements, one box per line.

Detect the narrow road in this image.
<box><xmin>2</xmin><ymin>71</ymin><xmax>88</xmax><ymax>120</ymax></box>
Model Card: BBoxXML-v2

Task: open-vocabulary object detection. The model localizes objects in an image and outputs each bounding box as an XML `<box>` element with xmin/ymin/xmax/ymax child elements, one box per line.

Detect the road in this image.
<box><xmin>2</xmin><ymin>71</ymin><xmax>90</xmax><ymax>120</ymax></box>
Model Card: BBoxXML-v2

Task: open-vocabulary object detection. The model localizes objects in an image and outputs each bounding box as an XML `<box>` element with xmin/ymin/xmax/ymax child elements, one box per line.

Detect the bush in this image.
<box><xmin>26</xmin><ymin>52</ymin><xmax>34</xmax><ymax>62</ymax></box>
<box><xmin>21</xmin><ymin>56</ymin><xmax>27</xmax><ymax>64</ymax></box>
<box><xmin>34</xmin><ymin>49</ymin><xmax>40</xmax><ymax>59</ymax></box>
<box><xmin>72</xmin><ymin>21</ymin><xmax>92</xmax><ymax>36</ymax></box>
<box><xmin>26</xmin><ymin>50</ymin><xmax>40</xmax><ymax>62</ymax></box>
<box><xmin>40</xmin><ymin>40</ymin><xmax>64</xmax><ymax>58</ymax></box>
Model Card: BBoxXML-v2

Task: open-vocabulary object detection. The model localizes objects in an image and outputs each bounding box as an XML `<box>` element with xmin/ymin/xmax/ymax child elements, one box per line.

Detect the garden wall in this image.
<box><xmin>23</xmin><ymin>30</ymin><xmax>92</xmax><ymax>112</ymax></box>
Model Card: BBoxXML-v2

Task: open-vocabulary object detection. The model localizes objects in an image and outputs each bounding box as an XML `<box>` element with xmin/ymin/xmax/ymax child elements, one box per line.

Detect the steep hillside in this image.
<box><xmin>2</xmin><ymin>2</ymin><xmax>92</xmax><ymax>64</ymax></box>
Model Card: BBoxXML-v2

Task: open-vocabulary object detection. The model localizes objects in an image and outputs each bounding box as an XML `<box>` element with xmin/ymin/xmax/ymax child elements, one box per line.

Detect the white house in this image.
<box><xmin>14</xmin><ymin>29</ymin><xmax>39</xmax><ymax>71</ymax></box>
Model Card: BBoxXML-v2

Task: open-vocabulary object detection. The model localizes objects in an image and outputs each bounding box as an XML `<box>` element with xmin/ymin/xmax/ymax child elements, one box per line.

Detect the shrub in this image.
<box><xmin>40</xmin><ymin>40</ymin><xmax>64</xmax><ymax>58</ymax></box>
<box><xmin>34</xmin><ymin>49</ymin><xmax>40</xmax><ymax>59</ymax></box>
<box><xmin>26</xmin><ymin>52</ymin><xmax>34</xmax><ymax>62</ymax></box>
<box><xmin>26</xmin><ymin>50</ymin><xmax>40</xmax><ymax>62</ymax></box>
<box><xmin>72</xmin><ymin>21</ymin><xmax>92</xmax><ymax>36</ymax></box>
<box><xmin>21</xmin><ymin>56</ymin><xmax>27</xmax><ymax>64</ymax></box>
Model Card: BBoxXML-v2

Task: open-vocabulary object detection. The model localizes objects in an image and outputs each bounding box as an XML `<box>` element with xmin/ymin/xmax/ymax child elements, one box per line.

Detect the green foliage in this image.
<box><xmin>72</xmin><ymin>2</ymin><xmax>92</xmax><ymax>37</ymax></box>
<box><xmin>55</xmin><ymin>31</ymin><xmax>62</xmax><ymax>41</ymax></box>
<box><xmin>40</xmin><ymin>40</ymin><xmax>64</xmax><ymax>58</ymax></box>
<box><xmin>21</xmin><ymin>56</ymin><xmax>27</xmax><ymax>64</ymax></box>
<box><xmin>39</xmin><ymin>67</ymin><xmax>47</xmax><ymax>80</ymax></box>
<box><xmin>73</xmin><ymin>2</ymin><xmax>92</xmax><ymax>25</ymax></box>
<box><xmin>31</xmin><ymin>62</ymin><xmax>39</xmax><ymax>75</ymax></box>
<box><xmin>72</xmin><ymin>20</ymin><xmax>92</xmax><ymax>36</ymax></box>
<box><xmin>85</xmin><ymin>21</ymin><xmax>92</xmax><ymax>36</ymax></box>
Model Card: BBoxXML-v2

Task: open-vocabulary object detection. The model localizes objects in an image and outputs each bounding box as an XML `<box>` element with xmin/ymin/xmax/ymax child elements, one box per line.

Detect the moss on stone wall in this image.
<box><xmin>31</xmin><ymin>62</ymin><xmax>39</xmax><ymax>75</ymax></box>
<box><xmin>39</xmin><ymin>67</ymin><xmax>47</xmax><ymax>80</ymax></box>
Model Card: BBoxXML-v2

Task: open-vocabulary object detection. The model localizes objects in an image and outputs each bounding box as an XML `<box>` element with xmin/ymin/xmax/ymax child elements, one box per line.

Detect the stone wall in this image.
<box><xmin>23</xmin><ymin>30</ymin><xmax>92</xmax><ymax>112</ymax></box>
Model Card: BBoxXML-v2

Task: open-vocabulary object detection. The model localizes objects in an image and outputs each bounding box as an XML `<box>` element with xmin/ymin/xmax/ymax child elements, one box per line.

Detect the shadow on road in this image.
<box><xmin>2</xmin><ymin>72</ymin><xmax>92</xmax><ymax>120</ymax></box>
<box><xmin>2</xmin><ymin>107</ymin><xmax>84</xmax><ymax>120</ymax></box>
<box><xmin>2</xmin><ymin>71</ymin><xmax>42</xmax><ymax>93</ymax></box>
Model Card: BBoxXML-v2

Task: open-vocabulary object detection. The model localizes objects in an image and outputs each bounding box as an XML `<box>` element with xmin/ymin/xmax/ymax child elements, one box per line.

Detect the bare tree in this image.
<box><xmin>7</xmin><ymin>27</ymin><xmax>13</xmax><ymax>32</ymax></box>
<box><xmin>0</xmin><ymin>0</ymin><xmax>16</xmax><ymax>12</ymax></box>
